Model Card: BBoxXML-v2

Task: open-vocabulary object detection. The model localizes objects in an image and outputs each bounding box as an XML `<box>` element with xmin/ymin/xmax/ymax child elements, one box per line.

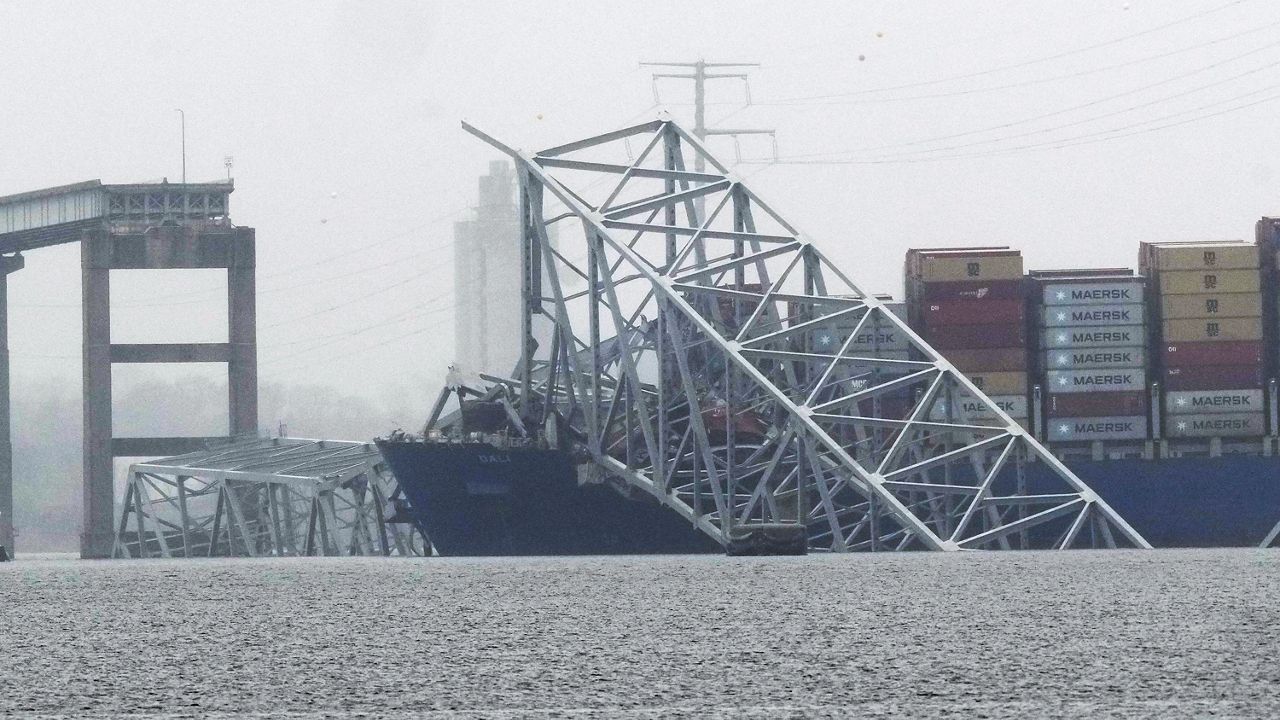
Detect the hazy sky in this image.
<box><xmin>1</xmin><ymin>0</ymin><xmax>1277</xmax><ymax>415</ymax></box>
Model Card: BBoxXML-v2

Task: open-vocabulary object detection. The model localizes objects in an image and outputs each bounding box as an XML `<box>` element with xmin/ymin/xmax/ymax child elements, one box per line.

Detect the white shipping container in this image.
<box><xmin>1041</xmin><ymin>303</ymin><xmax>1145</xmax><ymax>327</ymax></box>
<box><xmin>1166</xmin><ymin>412</ymin><xmax>1265</xmax><ymax>438</ymax></box>
<box><xmin>1046</xmin><ymin>369</ymin><xmax>1146</xmax><ymax>393</ymax></box>
<box><xmin>1164</xmin><ymin>389</ymin><xmax>1264</xmax><ymax>415</ymax></box>
<box><xmin>1046</xmin><ymin>415</ymin><xmax>1148</xmax><ymax>441</ymax></box>
<box><xmin>928</xmin><ymin>394</ymin><xmax>1028</xmax><ymax>422</ymax></box>
<box><xmin>1041</xmin><ymin>326</ymin><xmax>1145</xmax><ymax>349</ymax></box>
<box><xmin>825</xmin><ymin>326</ymin><xmax>913</xmax><ymax>353</ymax></box>
<box><xmin>1043</xmin><ymin>346</ymin><xmax>1145</xmax><ymax>370</ymax></box>
<box><xmin>1041</xmin><ymin>281</ymin><xmax>1144</xmax><ymax>307</ymax></box>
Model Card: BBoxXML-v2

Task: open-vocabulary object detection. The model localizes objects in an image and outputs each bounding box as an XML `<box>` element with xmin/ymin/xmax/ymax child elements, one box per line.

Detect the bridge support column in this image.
<box><xmin>0</xmin><ymin>254</ymin><xmax>25</xmax><ymax>557</ymax></box>
<box><xmin>80</xmin><ymin>223</ymin><xmax>257</xmax><ymax>559</ymax></box>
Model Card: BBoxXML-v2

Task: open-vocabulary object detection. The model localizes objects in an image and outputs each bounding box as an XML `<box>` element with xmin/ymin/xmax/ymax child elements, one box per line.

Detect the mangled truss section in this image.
<box><xmin>114</xmin><ymin>437</ymin><xmax>428</xmax><ymax>558</ymax></box>
<box><xmin>465</xmin><ymin>117</ymin><xmax>1150</xmax><ymax>552</ymax></box>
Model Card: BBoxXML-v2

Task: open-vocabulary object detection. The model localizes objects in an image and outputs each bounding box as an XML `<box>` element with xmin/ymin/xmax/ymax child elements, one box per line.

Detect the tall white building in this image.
<box><xmin>454</xmin><ymin>161</ymin><xmax>521</xmax><ymax>374</ymax></box>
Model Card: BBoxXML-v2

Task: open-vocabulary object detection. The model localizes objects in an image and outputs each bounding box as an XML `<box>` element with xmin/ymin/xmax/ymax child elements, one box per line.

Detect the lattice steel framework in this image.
<box><xmin>113</xmin><ymin>438</ymin><xmax>427</xmax><ymax>558</ymax></box>
<box><xmin>464</xmin><ymin>118</ymin><xmax>1150</xmax><ymax>552</ymax></box>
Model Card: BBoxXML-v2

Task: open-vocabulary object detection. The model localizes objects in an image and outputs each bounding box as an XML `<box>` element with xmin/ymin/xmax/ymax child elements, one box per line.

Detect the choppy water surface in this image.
<box><xmin>1</xmin><ymin>549</ymin><xmax>1277</xmax><ymax>718</ymax></box>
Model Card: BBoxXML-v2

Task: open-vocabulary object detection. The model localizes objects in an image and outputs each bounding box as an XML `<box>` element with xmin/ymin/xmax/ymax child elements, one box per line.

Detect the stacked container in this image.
<box><xmin>1030</xmin><ymin>269</ymin><xmax>1149</xmax><ymax>443</ymax></box>
<box><xmin>1255</xmin><ymin>217</ymin><xmax>1280</xmax><ymax>392</ymax></box>
<box><xmin>1140</xmin><ymin>241</ymin><xmax>1266</xmax><ymax>439</ymax></box>
<box><xmin>905</xmin><ymin>247</ymin><xmax>1029</xmax><ymax>428</ymax></box>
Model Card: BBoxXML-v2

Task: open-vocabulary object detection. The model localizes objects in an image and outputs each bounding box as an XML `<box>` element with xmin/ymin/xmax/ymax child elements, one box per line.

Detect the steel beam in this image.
<box><xmin>461</xmin><ymin>118</ymin><xmax>1151</xmax><ymax>552</ymax></box>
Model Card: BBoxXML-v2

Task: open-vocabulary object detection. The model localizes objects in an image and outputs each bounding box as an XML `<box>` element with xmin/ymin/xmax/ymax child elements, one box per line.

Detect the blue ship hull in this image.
<box><xmin>1043</xmin><ymin>456</ymin><xmax>1280</xmax><ymax>548</ymax></box>
<box><xmin>377</xmin><ymin>440</ymin><xmax>1280</xmax><ymax>553</ymax></box>
<box><xmin>375</xmin><ymin>440</ymin><xmax>718</xmax><ymax>556</ymax></box>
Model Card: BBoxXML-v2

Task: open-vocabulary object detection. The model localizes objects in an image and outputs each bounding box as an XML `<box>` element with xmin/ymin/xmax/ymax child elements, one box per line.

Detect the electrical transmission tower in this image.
<box><xmin>461</xmin><ymin>116</ymin><xmax>1151</xmax><ymax>552</ymax></box>
<box><xmin>642</xmin><ymin>60</ymin><xmax>776</xmax><ymax>216</ymax></box>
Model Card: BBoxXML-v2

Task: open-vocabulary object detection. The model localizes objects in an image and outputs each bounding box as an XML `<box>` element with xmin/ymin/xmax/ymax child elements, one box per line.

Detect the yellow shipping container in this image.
<box><xmin>1157</xmin><ymin>269</ymin><xmax>1259</xmax><ymax>295</ymax></box>
<box><xmin>1147</xmin><ymin>243</ymin><xmax>1258</xmax><ymax>271</ymax></box>
<box><xmin>1160</xmin><ymin>292</ymin><xmax>1262</xmax><ymax>319</ymax></box>
<box><xmin>917</xmin><ymin>254</ymin><xmax>1023</xmax><ymax>282</ymax></box>
<box><xmin>964</xmin><ymin>371</ymin><xmax>1028</xmax><ymax>396</ymax></box>
<box><xmin>1162</xmin><ymin>317</ymin><xmax>1262</xmax><ymax>342</ymax></box>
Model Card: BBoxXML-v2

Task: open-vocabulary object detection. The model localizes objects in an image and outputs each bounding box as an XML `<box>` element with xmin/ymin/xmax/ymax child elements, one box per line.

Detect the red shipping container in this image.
<box><xmin>944</xmin><ymin>347</ymin><xmax>1028</xmax><ymax>372</ymax></box>
<box><xmin>922</xmin><ymin>299</ymin><xmax>1025</xmax><ymax>327</ymax></box>
<box><xmin>1162</xmin><ymin>364</ymin><xmax>1264</xmax><ymax>391</ymax></box>
<box><xmin>918</xmin><ymin>279</ymin><xmax>1025</xmax><ymax>302</ymax></box>
<box><xmin>1046</xmin><ymin>391</ymin><xmax>1148</xmax><ymax>418</ymax></box>
<box><xmin>1159</xmin><ymin>340</ymin><xmax>1264</xmax><ymax>367</ymax></box>
<box><xmin>925</xmin><ymin>322</ymin><xmax>1025</xmax><ymax>350</ymax></box>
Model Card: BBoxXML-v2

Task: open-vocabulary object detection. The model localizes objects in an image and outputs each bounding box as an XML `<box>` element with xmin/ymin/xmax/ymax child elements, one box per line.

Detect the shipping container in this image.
<box><xmin>1157</xmin><ymin>269</ymin><xmax>1260</xmax><ymax>295</ymax></box>
<box><xmin>915</xmin><ymin>252</ymin><xmax>1023</xmax><ymax>283</ymax></box>
<box><xmin>1041</xmin><ymin>325</ymin><xmax>1144</xmax><ymax>349</ymax></box>
<box><xmin>1162</xmin><ymin>364</ymin><xmax>1265</xmax><ymax>391</ymax></box>
<box><xmin>835</xmin><ymin>352</ymin><xmax>913</xmax><ymax>374</ymax></box>
<box><xmin>943</xmin><ymin>347</ymin><xmax>1027</xmax><ymax>372</ymax></box>
<box><xmin>1160</xmin><ymin>340</ymin><xmax>1263</xmax><ymax>367</ymax></box>
<box><xmin>928</xmin><ymin>394</ymin><xmax>1028</xmax><ymax>422</ymax></box>
<box><xmin>922</xmin><ymin>298</ymin><xmax>1024</xmax><ymax>326</ymax></box>
<box><xmin>1162</xmin><ymin>317</ymin><xmax>1262</xmax><ymax>342</ymax></box>
<box><xmin>1030</xmin><ymin>268</ymin><xmax>1134</xmax><ymax>280</ymax></box>
<box><xmin>1165</xmin><ymin>412</ymin><xmax>1266</xmax><ymax>438</ymax></box>
<box><xmin>965</xmin><ymin>371</ymin><xmax>1028</xmax><ymax>396</ymax></box>
<box><xmin>1046</xmin><ymin>369</ymin><xmax>1145</xmax><ymax>393</ymax></box>
<box><xmin>1041</xmin><ymin>303</ymin><xmax>1145</xmax><ymax>328</ymax></box>
<box><xmin>1164</xmin><ymin>389</ymin><xmax>1263</xmax><ymax>415</ymax></box>
<box><xmin>1041</xmin><ymin>280</ymin><xmax>1143</xmax><ymax>306</ymax></box>
<box><xmin>1046</xmin><ymin>391</ymin><xmax>1147</xmax><ymax>418</ymax></box>
<box><xmin>1046</xmin><ymin>415</ymin><xmax>1148</xmax><ymax>442</ymax></box>
<box><xmin>1043</xmin><ymin>346</ymin><xmax>1145</xmax><ymax>370</ymax></box>
<box><xmin>915</xmin><ymin>278</ymin><xmax>1025</xmax><ymax>302</ymax></box>
<box><xmin>905</xmin><ymin>246</ymin><xmax>1010</xmax><ymax>277</ymax></box>
<box><xmin>1142</xmin><ymin>242</ymin><xmax>1258</xmax><ymax>271</ymax></box>
<box><xmin>927</xmin><ymin>323</ymin><xmax>1025</xmax><ymax>350</ymax></box>
<box><xmin>1159</xmin><ymin>292</ymin><xmax>1262</xmax><ymax>320</ymax></box>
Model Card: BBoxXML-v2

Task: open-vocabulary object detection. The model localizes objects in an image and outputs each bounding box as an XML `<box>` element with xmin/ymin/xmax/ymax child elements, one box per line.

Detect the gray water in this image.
<box><xmin>1</xmin><ymin>550</ymin><xmax>1277</xmax><ymax>719</ymax></box>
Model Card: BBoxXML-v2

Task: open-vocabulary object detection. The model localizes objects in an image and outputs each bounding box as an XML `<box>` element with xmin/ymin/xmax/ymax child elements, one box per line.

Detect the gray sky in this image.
<box><xmin>1</xmin><ymin>0</ymin><xmax>1277</xmax><ymax>411</ymax></box>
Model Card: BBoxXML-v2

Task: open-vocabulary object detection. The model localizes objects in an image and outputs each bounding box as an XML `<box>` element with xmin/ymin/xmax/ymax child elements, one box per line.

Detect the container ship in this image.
<box><xmin>379</xmin><ymin>230</ymin><xmax>1280</xmax><ymax>555</ymax></box>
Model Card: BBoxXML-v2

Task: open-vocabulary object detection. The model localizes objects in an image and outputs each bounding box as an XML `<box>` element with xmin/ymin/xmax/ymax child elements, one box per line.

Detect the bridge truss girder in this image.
<box><xmin>466</xmin><ymin>117</ymin><xmax>1150</xmax><ymax>552</ymax></box>
<box><xmin>113</xmin><ymin>438</ymin><xmax>427</xmax><ymax>559</ymax></box>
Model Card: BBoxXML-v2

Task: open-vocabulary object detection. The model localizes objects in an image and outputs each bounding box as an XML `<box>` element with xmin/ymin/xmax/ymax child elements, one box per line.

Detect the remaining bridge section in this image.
<box><xmin>0</xmin><ymin>178</ymin><xmax>255</xmax><ymax>559</ymax></box>
<box><xmin>0</xmin><ymin>180</ymin><xmax>231</xmax><ymax>254</ymax></box>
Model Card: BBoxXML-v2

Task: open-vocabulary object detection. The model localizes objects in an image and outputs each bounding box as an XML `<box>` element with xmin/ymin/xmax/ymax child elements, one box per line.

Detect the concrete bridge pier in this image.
<box><xmin>0</xmin><ymin>253</ymin><xmax>24</xmax><ymax>557</ymax></box>
<box><xmin>80</xmin><ymin>223</ymin><xmax>257</xmax><ymax>559</ymax></box>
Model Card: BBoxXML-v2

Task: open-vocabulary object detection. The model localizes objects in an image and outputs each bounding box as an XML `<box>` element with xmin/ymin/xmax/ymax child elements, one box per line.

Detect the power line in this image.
<box><xmin>761</xmin><ymin>37</ymin><xmax>1280</xmax><ymax>162</ymax></box>
<box><xmin>759</xmin><ymin>16</ymin><xmax>1280</xmax><ymax>108</ymax></box>
<box><xmin>752</xmin><ymin>82</ymin><xmax>1280</xmax><ymax>166</ymax></box>
<box><xmin>765</xmin><ymin>0</ymin><xmax>1252</xmax><ymax>104</ymax></box>
<box><xmin>844</xmin><ymin>52</ymin><xmax>1280</xmax><ymax>161</ymax></box>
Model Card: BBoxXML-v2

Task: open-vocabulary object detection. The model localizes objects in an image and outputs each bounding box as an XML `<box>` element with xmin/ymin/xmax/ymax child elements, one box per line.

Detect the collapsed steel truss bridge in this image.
<box><xmin>114</xmin><ymin>437</ymin><xmax>426</xmax><ymax>558</ymax></box>
<box><xmin>463</xmin><ymin>117</ymin><xmax>1151</xmax><ymax>552</ymax></box>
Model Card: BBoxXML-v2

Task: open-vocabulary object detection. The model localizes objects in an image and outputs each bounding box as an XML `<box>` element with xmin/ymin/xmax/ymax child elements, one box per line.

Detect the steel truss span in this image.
<box><xmin>113</xmin><ymin>438</ymin><xmax>427</xmax><ymax>559</ymax></box>
<box><xmin>464</xmin><ymin>117</ymin><xmax>1150</xmax><ymax>552</ymax></box>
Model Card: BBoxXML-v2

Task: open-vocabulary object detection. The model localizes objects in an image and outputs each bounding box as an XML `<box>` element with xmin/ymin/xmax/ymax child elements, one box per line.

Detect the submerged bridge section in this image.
<box><xmin>114</xmin><ymin>437</ymin><xmax>426</xmax><ymax>558</ymax></box>
<box><xmin>0</xmin><ymin>179</ymin><xmax>256</xmax><ymax>558</ymax></box>
<box><xmin>463</xmin><ymin>118</ymin><xmax>1150</xmax><ymax>551</ymax></box>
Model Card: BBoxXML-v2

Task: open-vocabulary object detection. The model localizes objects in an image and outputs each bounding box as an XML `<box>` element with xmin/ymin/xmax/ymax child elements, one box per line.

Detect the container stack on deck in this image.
<box><xmin>905</xmin><ymin>247</ymin><xmax>1029</xmax><ymax>428</ymax></box>
<box><xmin>1140</xmin><ymin>241</ymin><xmax>1267</xmax><ymax>440</ymax></box>
<box><xmin>1029</xmin><ymin>269</ymin><xmax>1149</xmax><ymax>443</ymax></box>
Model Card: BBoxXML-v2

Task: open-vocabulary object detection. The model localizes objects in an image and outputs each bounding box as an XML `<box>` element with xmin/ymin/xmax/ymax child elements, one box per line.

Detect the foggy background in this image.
<box><xmin>2</xmin><ymin>0</ymin><xmax>1277</xmax><ymax>547</ymax></box>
